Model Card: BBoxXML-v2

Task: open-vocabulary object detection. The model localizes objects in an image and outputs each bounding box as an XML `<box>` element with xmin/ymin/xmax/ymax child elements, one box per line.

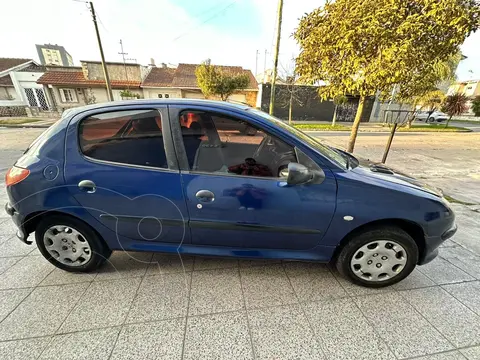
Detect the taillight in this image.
<box><xmin>5</xmin><ymin>166</ymin><xmax>30</xmax><ymax>186</ymax></box>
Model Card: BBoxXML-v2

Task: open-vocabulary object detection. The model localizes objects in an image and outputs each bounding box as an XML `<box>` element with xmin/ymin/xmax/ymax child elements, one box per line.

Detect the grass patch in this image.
<box><xmin>444</xmin><ymin>195</ymin><xmax>478</xmax><ymax>206</ymax></box>
<box><xmin>0</xmin><ymin>118</ymin><xmax>42</xmax><ymax>125</ymax></box>
<box><xmin>293</xmin><ymin>124</ymin><xmax>351</xmax><ymax>131</ymax></box>
<box><xmin>396</xmin><ymin>124</ymin><xmax>470</xmax><ymax>132</ymax></box>
<box><xmin>451</xmin><ymin>118</ymin><xmax>480</xmax><ymax>124</ymax></box>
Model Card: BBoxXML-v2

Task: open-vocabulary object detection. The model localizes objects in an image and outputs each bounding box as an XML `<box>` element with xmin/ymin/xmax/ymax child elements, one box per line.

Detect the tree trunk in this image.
<box><xmin>288</xmin><ymin>92</ymin><xmax>293</xmax><ymax>124</ymax></box>
<box><xmin>347</xmin><ymin>96</ymin><xmax>365</xmax><ymax>153</ymax></box>
<box><xmin>445</xmin><ymin>115</ymin><xmax>453</xmax><ymax>129</ymax></box>
<box><xmin>332</xmin><ymin>104</ymin><xmax>338</xmax><ymax>126</ymax></box>
<box><xmin>406</xmin><ymin>102</ymin><xmax>417</xmax><ymax>129</ymax></box>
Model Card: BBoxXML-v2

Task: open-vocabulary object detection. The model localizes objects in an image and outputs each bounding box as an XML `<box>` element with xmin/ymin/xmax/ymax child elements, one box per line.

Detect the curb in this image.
<box><xmin>0</xmin><ymin>124</ymin><xmax>53</xmax><ymax>129</ymax></box>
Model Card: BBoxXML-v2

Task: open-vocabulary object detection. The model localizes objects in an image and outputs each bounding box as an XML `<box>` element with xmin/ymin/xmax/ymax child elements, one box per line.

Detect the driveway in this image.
<box><xmin>0</xmin><ymin>128</ymin><xmax>480</xmax><ymax>360</ymax></box>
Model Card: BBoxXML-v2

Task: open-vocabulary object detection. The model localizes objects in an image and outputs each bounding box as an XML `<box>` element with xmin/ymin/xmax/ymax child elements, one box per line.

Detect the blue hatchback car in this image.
<box><xmin>4</xmin><ymin>99</ymin><xmax>456</xmax><ymax>287</ymax></box>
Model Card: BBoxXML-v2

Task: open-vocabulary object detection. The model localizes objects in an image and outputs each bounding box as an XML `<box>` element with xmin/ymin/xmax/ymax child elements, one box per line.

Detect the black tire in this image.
<box><xmin>427</xmin><ymin>117</ymin><xmax>435</xmax><ymax>123</ymax></box>
<box><xmin>35</xmin><ymin>214</ymin><xmax>112</xmax><ymax>273</ymax></box>
<box><xmin>335</xmin><ymin>226</ymin><xmax>418</xmax><ymax>288</ymax></box>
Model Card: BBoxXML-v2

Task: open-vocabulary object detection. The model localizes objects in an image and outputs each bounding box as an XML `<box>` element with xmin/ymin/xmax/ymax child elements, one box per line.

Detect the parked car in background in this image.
<box><xmin>415</xmin><ymin>110</ymin><xmax>449</xmax><ymax>123</ymax></box>
<box><xmin>4</xmin><ymin>99</ymin><xmax>456</xmax><ymax>288</ymax></box>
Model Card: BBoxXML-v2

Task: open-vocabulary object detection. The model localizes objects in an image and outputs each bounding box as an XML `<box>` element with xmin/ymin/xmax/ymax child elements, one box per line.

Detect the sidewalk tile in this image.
<box><xmin>418</xmin><ymin>258</ymin><xmax>474</xmax><ymax>285</ymax></box>
<box><xmin>240</xmin><ymin>265</ymin><xmax>297</xmax><ymax>309</ymax></box>
<box><xmin>184</xmin><ymin>311</ymin><xmax>253</xmax><ymax>360</ymax></box>
<box><xmin>146</xmin><ymin>253</ymin><xmax>194</xmax><ymax>275</ymax></box>
<box><xmin>402</xmin><ymin>287</ymin><xmax>480</xmax><ymax>348</ymax></box>
<box><xmin>284</xmin><ymin>262</ymin><xmax>347</xmax><ymax>301</ymax></box>
<box><xmin>0</xmin><ymin>283</ymin><xmax>89</xmax><ymax>340</ymax></box>
<box><xmin>126</xmin><ymin>272</ymin><xmax>190</xmax><ymax>323</ymax></box>
<box><xmin>0</xmin><ymin>256</ymin><xmax>52</xmax><ymax>289</ymax></box>
<box><xmin>0</xmin><ymin>288</ymin><xmax>32</xmax><ymax>322</ymax></box>
<box><xmin>39</xmin><ymin>327</ymin><xmax>119</xmax><ymax>360</ymax></box>
<box><xmin>58</xmin><ymin>277</ymin><xmax>141</xmax><ymax>333</ymax></box>
<box><xmin>461</xmin><ymin>346</ymin><xmax>480</xmax><ymax>360</ymax></box>
<box><xmin>110</xmin><ymin>319</ymin><xmax>184</xmax><ymax>360</ymax></box>
<box><xmin>0</xmin><ymin>337</ymin><xmax>51</xmax><ymax>360</ymax></box>
<box><xmin>353</xmin><ymin>292</ymin><xmax>453</xmax><ymax>358</ymax></box>
<box><xmin>392</xmin><ymin>269</ymin><xmax>436</xmax><ymax>291</ymax></box>
<box><xmin>95</xmin><ymin>251</ymin><xmax>152</xmax><ymax>281</ymax></box>
<box><xmin>189</xmin><ymin>268</ymin><xmax>243</xmax><ymax>316</ymax></box>
<box><xmin>442</xmin><ymin>281</ymin><xmax>480</xmax><ymax>316</ymax></box>
<box><xmin>304</xmin><ymin>298</ymin><xmax>395</xmax><ymax>360</ymax></box>
<box><xmin>0</xmin><ymin>256</ymin><xmax>22</xmax><ymax>275</ymax></box>
<box><xmin>248</xmin><ymin>304</ymin><xmax>324</xmax><ymax>359</ymax></box>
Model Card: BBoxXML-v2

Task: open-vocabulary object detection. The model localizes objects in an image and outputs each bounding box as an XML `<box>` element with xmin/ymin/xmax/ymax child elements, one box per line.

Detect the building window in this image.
<box><xmin>158</xmin><ymin>94</ymin><xmax>163</xmax><ymax>98</ymax></box>
<box><xmin>59</xmin><ymin>88</ymin><xmax>78</xmax><ymax>103</ymax></box>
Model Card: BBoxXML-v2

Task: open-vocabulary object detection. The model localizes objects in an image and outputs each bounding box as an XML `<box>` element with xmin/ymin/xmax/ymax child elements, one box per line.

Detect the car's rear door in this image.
<box><xmin>64</xmin><ymin>104</ymin><xmax>189</xmax><ymax>247</ymax></box>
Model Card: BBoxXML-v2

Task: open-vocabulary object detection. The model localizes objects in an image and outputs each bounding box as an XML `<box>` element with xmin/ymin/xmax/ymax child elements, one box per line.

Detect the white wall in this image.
<box><xmin>143</xmin><ymin>88</ymin><xmax>182</xmax><ymax>99</ymax></box>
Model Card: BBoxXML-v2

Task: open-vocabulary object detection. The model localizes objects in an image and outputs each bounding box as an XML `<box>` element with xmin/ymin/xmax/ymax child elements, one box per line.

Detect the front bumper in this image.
<box><xmin>418</xmin><ymin>223</ymin><xmax>457</xmax><ymax>265</ymax></box>
<box><xmin>4</xmin><ymin>202</ymin><xmax>32</xmax><ymax>245</ymax></box>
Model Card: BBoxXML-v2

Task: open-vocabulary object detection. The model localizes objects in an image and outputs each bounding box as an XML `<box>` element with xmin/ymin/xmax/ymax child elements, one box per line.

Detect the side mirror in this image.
<box><xmin>286</xmin><ymin>162</ymin><xmax>314</xmax><ymax>185</ymax></box>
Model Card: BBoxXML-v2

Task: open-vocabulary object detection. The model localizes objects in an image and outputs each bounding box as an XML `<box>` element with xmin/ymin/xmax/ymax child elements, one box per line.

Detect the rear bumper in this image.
<box><xmin>4</xmin><ymin>202</ymin><xmax>32</xmax><ymax>245</ymax></box>
<box><xmin>418</xmin><ymin>223</ymin><xmax>457</xmax><ymax>265</ymax></box>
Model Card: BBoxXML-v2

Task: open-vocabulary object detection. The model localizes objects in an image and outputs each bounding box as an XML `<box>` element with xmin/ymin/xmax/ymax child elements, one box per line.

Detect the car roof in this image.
<box><xmin>62</xmin><ymin>99</ymin><xmax>251</xmax><ymax>118</ymax></box>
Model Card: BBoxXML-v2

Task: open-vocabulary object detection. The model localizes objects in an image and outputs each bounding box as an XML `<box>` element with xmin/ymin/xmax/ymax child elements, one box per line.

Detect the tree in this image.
<box><xmin>196</xmin><ymin>60</ymin><xmax>250</xmax><ymax>101</ymax></box>
<box><xmin>396</xmin><ymin>52</ymin><xmax>461</xmax><ymax>128</ymax></box>
<box><xmin>472</xmin><ymin>95</ymin><xmax>480</xmax><ymax>116</ymax></box>
<box><xmin>443</xmin><ymin>93</ymin><xmax>469</xmax><ymax>127</ymax></box>
<box><xmin>332</xmin><ymin>95</ymin><xmax>348</xmax><ymax>126</ymax></box>
<box><xmin>279</xmin><ymin>58</ymin><xmax>307</xmax><ymax>124</ymax></box>
<box><xmin>294</xmin><ymin>0</ymin><xmax>480</xmax><ymax>152</ymax></box>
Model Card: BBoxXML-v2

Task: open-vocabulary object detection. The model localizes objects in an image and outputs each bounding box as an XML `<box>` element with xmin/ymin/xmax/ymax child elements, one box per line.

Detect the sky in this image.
<box><xmin>2</xmin><ymin>0</ymin><xmax>479</xmax><ymax>81</ymax></box>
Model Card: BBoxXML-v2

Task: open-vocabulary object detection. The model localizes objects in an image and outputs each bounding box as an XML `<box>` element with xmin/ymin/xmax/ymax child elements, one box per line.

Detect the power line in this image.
<box><xmin>172</xmin><ymin>0</ymin><xmax>239</xmax><ymax>42</ymax></box>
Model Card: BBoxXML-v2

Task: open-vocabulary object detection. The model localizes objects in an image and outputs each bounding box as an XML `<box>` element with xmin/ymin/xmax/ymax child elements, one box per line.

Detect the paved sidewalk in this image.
<box><xmin>0</xmin><ymin>206</ymin><xmax>480</xmax><ymax>360</ymax></box>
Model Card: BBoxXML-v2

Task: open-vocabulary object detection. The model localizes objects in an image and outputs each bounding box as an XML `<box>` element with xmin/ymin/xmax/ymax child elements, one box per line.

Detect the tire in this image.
<box><xmin>35</xmin><ymin>214</ymin><xmax>112</xmax><ymax>273</ymax></box>
<box><xmin>335</xmin><ymin>226</ymin><xmax>418</xmax><ymax>288</ymax></box>
<box><xmin>427</xmin><ymin>117</ymin><xmax>435</xmax><ymax>123</ymax></box>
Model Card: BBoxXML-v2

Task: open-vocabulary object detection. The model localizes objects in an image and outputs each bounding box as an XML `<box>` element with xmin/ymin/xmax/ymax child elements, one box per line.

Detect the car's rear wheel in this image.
<box><xmin>35</xmin><ymin>215</ymin><xmax>112</xmax><ymax>272</ymax></box>
<box><xmin>335</xmin><ymin>226</ymin><xmax>418</xmax><ymax>287</ymax></box>
<box><xmin>427</xmin><ymin>117</ymin><xmax>435</xmax><ymax>123</ymax></box>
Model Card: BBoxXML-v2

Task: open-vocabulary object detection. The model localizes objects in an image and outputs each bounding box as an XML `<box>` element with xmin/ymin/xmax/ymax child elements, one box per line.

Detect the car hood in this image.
<box><xmin>351</xmin><ymin>157</ymin><xmax>443</xmax><ymax>197</ymax></box>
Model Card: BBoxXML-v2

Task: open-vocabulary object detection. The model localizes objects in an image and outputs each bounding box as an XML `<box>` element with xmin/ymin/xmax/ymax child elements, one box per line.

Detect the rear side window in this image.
<box><xmin>79</xmin><ymin>109</ymin><xmax>167</xmax><ymax>169</ymax></box>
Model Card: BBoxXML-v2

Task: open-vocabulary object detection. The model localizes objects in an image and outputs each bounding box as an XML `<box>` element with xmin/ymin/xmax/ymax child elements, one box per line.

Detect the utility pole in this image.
<box><xmin>255</xmin><ymin>50</ymin><xmax>259</xmax><ymax>77</ymax></box>
<box><xmin>263</xmin><ymin>49</ymin><xmax>267</xmax><ymax>83</ymax></box>
<box><xmin>269</xmin><ymin>0</ymin><xmax>283</xmax><ymax>115</ymax></box>
<box><xmin>89</xmin><ymin>1</ymin><xmax>113</xmax><ymax>101</ymax></box>
<box><xmin>118</xmin><ymin>39</ymin><xmax>136</xmax><ymax>90</ymax></box>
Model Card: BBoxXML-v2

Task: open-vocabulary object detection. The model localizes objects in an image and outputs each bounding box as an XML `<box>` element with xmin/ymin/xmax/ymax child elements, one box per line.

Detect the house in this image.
<box><xmin>0</xmin><ymin>58</ymin><xmax>48</xmax><ymax>116</ymax></box>
<box><xmin>447</xmin><ymin>79</ymin><xmax>480</xmax><ymax>115</ymax></box>
<box><xmin>142</xmin><ymin>63</ymin><xmax>258</xmax><ymax>106</ymax></box>
<box><xmin>37</xmin><ymin>60</ymin><xmax>146</xmax><ymax>112</ymax></box>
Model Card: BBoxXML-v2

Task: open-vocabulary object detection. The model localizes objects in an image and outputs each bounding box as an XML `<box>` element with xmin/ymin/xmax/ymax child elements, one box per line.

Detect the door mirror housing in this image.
<box><xmin>287</xmin><ymin>162</ymin><xmax>314</xmax><ymax>185</ymax></box>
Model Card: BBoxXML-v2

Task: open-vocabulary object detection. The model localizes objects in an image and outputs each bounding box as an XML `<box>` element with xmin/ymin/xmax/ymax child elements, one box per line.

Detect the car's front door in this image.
<box><xmin>64</xmin><ymin>105</ymin><xmax>189</xmax><ymax>247</ymax></box>
<box><xmin>170</xmin><ymin>105</ymin><xmax>336</xmax><ymax>250</ymax></box>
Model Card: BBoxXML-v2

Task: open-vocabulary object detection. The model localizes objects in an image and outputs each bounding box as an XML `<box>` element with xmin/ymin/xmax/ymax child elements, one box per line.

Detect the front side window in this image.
<box><xmin>79</xmin><ymin>109</ymin><xmax>167</xmax><ymax>169</ymax></box>
<box><xmin>178</xmin><ymin>111</ymin><xmax>297</xmax><ymax>178</ymax></box>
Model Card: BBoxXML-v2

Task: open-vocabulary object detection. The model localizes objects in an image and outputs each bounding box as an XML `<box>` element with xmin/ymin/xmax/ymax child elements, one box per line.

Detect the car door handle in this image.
<box><xmin>78</xmin><ymin>180</ymin><xmax>96</xmax><ymax>194</ymax></box>
<box><xmin>196</xmin><ymin>190</ymin><xmax>215</xmax><ymax>203</ymax></box>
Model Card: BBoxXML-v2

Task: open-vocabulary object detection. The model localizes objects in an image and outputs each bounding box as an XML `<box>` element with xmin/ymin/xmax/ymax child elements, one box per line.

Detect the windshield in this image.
<box><xmin>248</xmin><ymin>108</ymin><xmax>348</xmax><ymax>169</ymax></box>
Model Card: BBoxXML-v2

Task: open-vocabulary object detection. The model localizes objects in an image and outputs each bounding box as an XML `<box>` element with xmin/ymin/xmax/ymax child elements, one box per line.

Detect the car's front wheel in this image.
<box><xmin>335</xmin><ymin>226</ymin><xmax>418</xmax><ymax>287</ymax></box>
<box><xmin>35</xmin><ymin>215</ymin><xmax>112</xmax><ymax>272</ymax></box>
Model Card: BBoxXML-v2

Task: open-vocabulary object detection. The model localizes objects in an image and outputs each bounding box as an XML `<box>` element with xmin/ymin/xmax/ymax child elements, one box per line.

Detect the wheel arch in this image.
<box><xmin>23</xmin><ymin>210</ymin><xmax>109</xmax><ymax>249</ymax></box>
<box><xmin>332</xmin><ymin>218</ymin><xmax>426</xmax><ymax>263</ymax></box>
